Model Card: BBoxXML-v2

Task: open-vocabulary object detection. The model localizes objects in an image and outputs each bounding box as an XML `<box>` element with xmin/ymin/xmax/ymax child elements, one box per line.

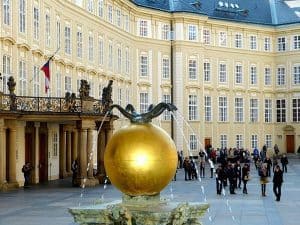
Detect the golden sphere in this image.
<box><xmin>104</xmin><ymin>123</ymin><xmax>178</xmax><ymax>196</ymax></box>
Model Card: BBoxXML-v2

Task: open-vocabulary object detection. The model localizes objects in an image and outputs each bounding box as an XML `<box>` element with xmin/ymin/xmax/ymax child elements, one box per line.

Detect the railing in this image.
<box><xmin>0</xmin><ymin>93</ymin><xmax>105</xmax><ymax>114</ymax></box>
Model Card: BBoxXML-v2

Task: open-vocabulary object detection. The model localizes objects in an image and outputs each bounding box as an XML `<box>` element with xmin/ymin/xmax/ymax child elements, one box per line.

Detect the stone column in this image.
<box><xmin>66</xmin><ymin>131</ymin><xmax>72</xmax><ymax>173</ymax></box>
<box><xmin>72</xmin><ymin>129</ymin><xmax>78</xmax><ymax>162</ymax></box>
<box><xmin>87</xmin><ymin>128</ymin><xmax>94</xmax><ymax>178</ymax></box>
<box><xmin>8</xmin><ymin>128</ymin><xmax>17</xmax><ymax>183</ymax></box>
<box><xmin>34</xmin><ymin>122</ymin><xmax>40</xmax><ymax>183</ymax></box>
<box><xmin>78</xmin><ymin>128</ymin><xmax>87</xmax><ymax>180</ymax></box>
<box><xmin>59</xmin><ymin>128</ymin><xmax>67</xmax><ymax>178</ymax></box>
<box><xmin>97</xmin><ymin>129</ymin><xmax>106</xmax><ymax>176</ymax></box>
<box><xmin>0</xmin><ymin>121</ymin><xmax>7</xmax><ymax>189</ymax></box>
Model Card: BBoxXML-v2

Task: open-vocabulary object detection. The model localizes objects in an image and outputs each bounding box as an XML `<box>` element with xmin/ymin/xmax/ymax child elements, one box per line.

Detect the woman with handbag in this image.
<box><xmin>242</xmin><ymin>163</ymin><xmax>250</xmax><ymax>194</ymax></box>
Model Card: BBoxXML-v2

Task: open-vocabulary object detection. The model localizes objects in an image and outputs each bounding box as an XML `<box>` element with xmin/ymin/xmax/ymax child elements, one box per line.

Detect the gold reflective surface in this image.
<box><xmin>104</xmin><ymin>123</ymin><xmax>178</xmax><ymax>196</ymax></box>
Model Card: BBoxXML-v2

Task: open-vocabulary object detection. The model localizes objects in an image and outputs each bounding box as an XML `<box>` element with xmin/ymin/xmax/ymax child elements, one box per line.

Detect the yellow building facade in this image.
<box><xmin>1</xmin><ymin>0</ymin><xmax>300</xmax><ymax>189</ymax></box>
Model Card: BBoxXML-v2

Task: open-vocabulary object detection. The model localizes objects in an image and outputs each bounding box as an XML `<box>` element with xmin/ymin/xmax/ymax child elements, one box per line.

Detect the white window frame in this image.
<box><xmin>19</xmin><ymin>0</ymin><xmax>26</xmax><ymax>33</ymax></box>
<box><xmin>235</xmin><ymin>33</ymin><xmax>242</xmax><ymax>48</ymax></box>
<box><xmin>139</xmin><ymin>92</ymin><xmax>149</xmax><ymax>113</ymax></box>
<box><xmin>235</xmin><ymin>64</ymin><xmax>243</xmax><ymax>84</ymax></box>
<box><xmin>264</xmin><ymin>67</ymin><xmax>271</xmax><ymax>86</ymax></box>
<box><xmin>125</xmin><ymin>47</ymin><xmax>130</xmax><ymax>74</ymax></box>
<box><xmin>204</xmin><ymin>61</ymin><xmax>211</xmax><ymax>82</ymax></box>
<box><xmin>188</xmin><ymin>25</ymin><xmax>197</xmax><ymax>41</ymax></box>
<box><xmin>88</xmin><ymin>35</ymin><xmax>94</xmax><ymax>61</ymax></box>
<box><xmin>2</xmin><ymin>55</ymin><xmax>11</xmax><ymax>94</ymax></box>
<box><xmin>117</xmin><ymin>47</ymin><xmax>121</xmax><ymax>73</ymax></box>
<box><xmin>108</xmin><ymin>42</ymin><xmax>113</xmax><ymax>69</ymax></box>
<box><xmin>56</xmin><ymin>72</ymin><xmax>61</xmax><ymax>97</ymax></box>
<box><xmin>77</xmin><ymin>31</ymin><xmax>83</xmax><ymax>58</ymax></box>
<box><xmin>33</xmin><ymin>7</ymin><xmax>39</xmax><ymax>40</ymax></box>
<box><xmin>162</xmin><ymin>24</ymin><xmax>169</xmax><ymax>40</ymax></box>
<box><xmin>250</xmin><ymin>99</ymin><xmax>259</xmax><ymax>122</ymax></box>
<box><xmin>276</xmin><ymin>99</ymin><xmax>286</xmax><ymax>122</ymax></box>
<box><xmin>250</xmin><ymin>35</ymin><xmax>257</xmax><ymax>50</ymax></box>
<box><xmin>251</xmin><ymin>135</ymin><xmax>258</xmax><ymax>149</ymax></box>
<box><xmin>65</xmin><ymin>26</ymin><xmax>71</xmax><ymax>54</ymax></box>
<box><xmin>3</xmin><ymin>0</ymin><xmax>11</xmax><ymax>25</ymax></box>
<box><xmin>65</xmin><ymin>76</ymin><xmax>72</xmax><ymax>93</ymax></box>
<box><xmin>98</xmin><ymin>0</ymin><xmax>103</xmax><ymax>17</ymax></box>
<box><xmin>236</xmin><ymin>134</ymin><xmax>243</xmax><ymax>149</ymax></box>
<box><xmin>108</xmin><ymin>4</ymin><xmax>113</xmax><ymax>23</ymax></box>
<box><xmin>188</xmin><ymin>95</ymin><xmax>198</xmax><ymax>121</ymax></box>
<box><xmin>219</xmin><ymin>63</ymin><xmax>227</xmax><ymax>83</ymax></box>
<box><xmin>162</xmin><ymin>94</ymin><xmax>171</xmax><ymax>120</ymax></box>
<box><xmin>265</xmin><ymin>135</ymin><xmax>272</xmax><ymax>149</ymax></box>
<box><xmin>140</xmin><ymin>55</ymin><xmax>148</xmax><ymax>77</ymax></box>
<box><xmin>277</xmin><ymin>66</ymin><xmax>285</xmax><ymax>86</ymax></box>
<box><xmin>33</xmin><ymin>65</ymin><xmax>40</xmax><ymax>96</ymax></box>
<box><xmin>250</xmin><ymin>65</ymin><xmax>257</xmax><ymax>85</ymax></box>
<box><xmin>19</xmin><ymin>60</ymin><xmax>27</xmax><ymax>96</ymax></box>
<box><xmin>204</xmin><ymin>96</ymin><xmax>212</xmax><ymax>122</ymax></box>
<box><xmin>219</xmin><ymin>96</ymin><xmax>227</xmax><ymax>122</ymax></box>
<box><xmin>292</xmin><ymin>98</ymin><xmax>300</xmax><ymax>122</ymax></box>
<box><xmin>264</xmin><ymin>99</ymin><xmax>272</xmax><ymax>123</ymax></box>
<box><xmin>188</xmin><ymin>59</ymin><xmax>197</xmax><ymax>80</ymax></box>
<box><xmin>293</xmin><ymin>65</ymin><xmax>300</xmax><ymax>85</ymax></box>
<box><xmin>139</xmin><ymin>20</ymin><xmax>148</xmax><ymax>37</ymax></box>
<box><xmin>219</xmin><ymin>31</ymin><xmax>227</xmax><ymax>47</ymax></box>
<box><xmin>278</xmin><ymin>37</ymin><xmax>286</xmax><ymax>51</ymax></box>
<box><xmin>220</xmin><ymin>134</ymin><xmax>227</xmax><ymax>149</ymax></box>
<box><xmin>203</xmin><ymin>29</ymin><xmax>210</xmax><ymax>44</ymax></box>
<box><xmin>98</xmin><ymin>38</ymin><xmax>104</xmax><ymax>65</ymax></box>
<box><xmin>162</xmin><ymin>57</ymin><xmax>170</xmax><ymax>79</ymax></box>
<box><xmin>264</xmin><ymin>37</ymin><xmax>271</xmax><ymax>51</ymax></box>
<box><xmin>293</xmin><ymin>35</ymin><xmax>300</xmax><ymax>50</ymax></box>
<box><xmin>235</xmin><ymin>97</ymin><xmax>244</xmax><ymax>122</ymax></box>
<box><xmin>116</xmin><ymin>9</ymin><xmax>121</xmax><ymax>27</ymax></box>
<box><xmin>189</xmin><ymin>134</ymin><xmax>197</xmax><ymax>151</ymax></box>
<box><xmin>45</xmin><ymin>13</ymin><xmax>51</xmax><ymax>46</ymax></box>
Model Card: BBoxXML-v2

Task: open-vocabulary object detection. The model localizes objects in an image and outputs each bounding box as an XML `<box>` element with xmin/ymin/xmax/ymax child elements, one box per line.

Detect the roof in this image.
<box><xmin>131</xmin><ymin>0</ymin><xmax>300</xmax><ymax>26</ymax></box>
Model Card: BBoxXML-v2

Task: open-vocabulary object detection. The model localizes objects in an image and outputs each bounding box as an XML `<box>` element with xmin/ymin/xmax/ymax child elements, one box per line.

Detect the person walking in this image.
<box><xmin>281</xmin><ymin>154</ymin><xmax>288</xmax><ymax>173</ymax></box>
<box><xmin>273</xmin><ymin>165</ymin><xmax>283</xmax><ymax>201</ymax></box>
<box><xmin>71</xmin><ymin>159</ymin><xmax>79</xmax><ymax>187</ymax></box>
<box><xmin>242</xmin><ymin>163</ymin><xmax>250</xmax><ymax>194</ymax></box>
<box><xmin>264</xmin><ymin>156</ymin><xmax>272</xmax><ymax>177</ymax></box>
<box><xmin>215</xmin><ymin>164</ymin><xmax>224</xmax><ymax>195</ymax></box>
<box><xmin>235</xmin><ymin>161</ymin><xmax>242</xmax><ymax>188</ymax></box>
<box><xmin>259</xmin><ymin>163</ymin><xmax>268</xmax><ymax>196</ymax></box>
<box><xmin>183</xmin><ymin>157</ymin><xmax>191</xmax><ymax>180</ymax></box>
<box><xmin>199</xmin><ymin>160</ymin><xmax>205</xmax><ymax>178</ymax></box>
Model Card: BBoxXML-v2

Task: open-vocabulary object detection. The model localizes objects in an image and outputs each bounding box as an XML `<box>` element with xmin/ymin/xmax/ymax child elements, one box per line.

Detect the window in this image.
<box><xmin>277</xmin><ymin>67</ymin><xmax>285</xmax><ymax>86</ymax></box>
<box><xmin>139</xmin><ymin>20</ymin><xmax>148</xmax><ymax>37</ymax></box>
<box><xmin>98</xmin><ymin>84</ymin><xmax>103</xmax><ymax>99</ymax></box>
<box><xmin>117</xmin><ymin>47</ymin><xmax>121</xmax><ymax>73</ymax></box>
<box><xmin>2</xmin><ymin>55</ymin><xmax>11</xmax><ymax>94</ymax></box>
<box><xmin>117</xmin><ymin>88</ymin><xmax>122</xmax><ymax>107</ymax></box>
<box><xmin>19</xmin><ymin>61</ymin><xmax>27</xmax><ymax>96</ymax></box>
<box><xmin>88</xmin><ymin>36</ymin><xmax>94</xmax><ymax>61</ymax></box>
<box><xmin>264</xmin><ymin>99</ymin><xmax>272</xmax><ymax>123</ymax></box>
<box><xmin>293</xmin><ymin>35</ymin><xmax>300</xmax><ymax>50</ymax></box>
<box><xmin>250</xmin><ymin>66</ymin><xmax>257</xmax><ymax>85</ymax></box>
<box><xmin>264</xmin><ymin>37</ymin><xmax>271</xmax><ymax>51</ymax></box>
<box><xmin>19</xmin><ymin>0</ymin><xmax>26</xmax><ymax>33</ymax></box>
<box><xmin>124</xmin><ymin>15</ymin><xmax>129</xmax><ymax>32</ymax></box>
<box><xmin>53</xmin><ymin>132</ymin><xmax>58</xmax><ymax>157</ymax></box>
<box><xmin>98</xmin><ymin>38</ymin><xmax>104</xmax><ymax>65</ymax></box>
<box><xmin>45</xmin><ymin>14</ymin><xmax>50</xmax><ymax>46</ymax></box>
<box><xmin>220</xmin><ymin>135</ymin><xmax>227</xmax><ymax>149</ymax></box>
<box><xmin>235</xmin><ymin>64</ymin><xmax>242</xmax><ymax>84</ymax></box>
<box><xmin>189</xmin><ymin>134</ymin><xmax>197</xmax><ymax>151</ymax></box>
<box><xmin>188</xmin><ymin>95</ymin><xmax>197</xmax><ymax>120</ymax></box>
<box><xmin>108</xmin><ymin>42</ymin><xmax>113</xmax><ymax>69</ymax></box>
<box><xmin>219</xmin><ymin>31</ymin><xmax>227</xmax><ymax>46</ymax></box>
<box><xmin>116</xmin><ymin>9</ymin><xmax>121</xmax><ymax>27</ymax></box>
<box><xmin>204</xmin><ymin>61</ymin><xmax>210</xmax><ymax>82</ymax></box>
<box><xmin>188</xmin><ymin>59</ymin><xmax>197</xmax><ymax>80</ymax></box>
<box><xmin>98</xmin><ymin>0</ymin><xmax>103</xmax><ymax>17</ymax></box>
<box><xmin>126</xmin><ymin>89</ymin><xmax>130</xmax><ymax>106</ymax></box>
<box><xmin>250</xmin><ymin>36</ymin><xmax>257</xmax><ymax>50</ymax></box>
<box><xmin>125</xmin><ymin>48</ymin><xmax>130</xmax><ymax>74</ymax></box>
<box><xmin>56</xmin><ymin>20</ymin><xmax>61</xmax><ymax>49</ymax></box>
<box><xmin>236</xmin><ymin>135</ymin><xmax>243</xmax><ymax>149</ymax></box>
<box><xmin>265</xmin><ymin>135</ymin><xmax>272</xmax><ymax>149</ymax></box>
<box><xmin>3</xmin><ymin>0</ymin><xmax>10</xmax><ymax>25</ymax></box>
<box><xmin>235</xmin><ymin>34</ymin><xmax>242</xmax><ymax>48</ymax></box>
<box><xmin>65</xmin><ymin>26</ymin><xmax>71</xmax><ymax>54</ymax></box>
<box><xmin>139</xmin><ymin>92</ymin><xmax>149</xmax><ymax>113</ymax></box>
<box><xmin>162</xmin><ymin>58</ymin><xmax>170</xmax><ymax>79</ymax></box>
<box><xmin>219</xmin><ymin>96</ymin><xmax>227</xmax><ymax>122</ymax></box>
<box><xmin>251</xmin><ymin>135</ymin><xmax>258</xmax><ymax>149</ymax></box>
<box><xmin>56</xmin><ymin>72</ymin><xmax>61</xmax><ymax>97</ymax></box>
<box><xmin>87</xmin><ymin>0</ymin><xmax>93</xmax><ymax>12</ymax></box>
<box><xmin>264</xmin><ymin>67</ymin><xmax>271</xmax><ymax>85</ymax></box>
<box><xmin>162</xmin><ymin>24</ymin><xmax>169</xmax><ymax>40</ymax></box>
<box><xmin>293</xmin><ymin>65</ymin><xmax>300</xmax><ymax>85</ymax></box>
<box><xmin>203</xmin><ymin>29</ymin><xmax>210</xmax><ymax>44</ymax></box>
<box><xmin>188</xmin><ymin>25</ymin><xmax>197</xmax><ymax>41</ymax></box>
<box><xmin>75</xmin><ymin>0</ymin><xmax>83</xmax><ymax>7</ymax></box>
<box><xmin>33</xmin><ymin>7</ymin><xmax>39</xmax><ymax>40</ymax></box>
<box><xmin>276</xmin><ymin>99</ymin><xmax>286</xmax><ymax>122</ymax></box>
<box><xmin>77</xmin><ymin>31</ymin><xmax>82</xmax><ymax>58</ymax></box>
<box><xmin>204</xmin><ymin>96</ymin><xmax>211</xmax><ymax>122</ymax></box>
<box><xmin>33</xmin><ymin>66</ymin><xmax>40</xmax><ymax>96</ymax></box>
<box><xmin>219</xmin><ymin>63</ymin><xmax>227</xmax><ymax>83</ymax></box>
<box><xmin>250</xmin><ymin>99</ymin><xmax>258</xmax><ymax>122</ymax></box>
<box><xmin>292</xmin><ymin>98</ymin><xmax>300</xmax><ymax>122</ymax></box>
<box><xmin>140</xmin><ymin>55</ymin><xmax>148</xmax><ymax>77</ymax></box>
<box><xmin>162</xmin><ymin>94</ymin><xmax>171</xmax><ymax>120</ymax></box>
<box><xmin>235</xmin><ymin>97</ymin><xmax>244</xmax><ymax>122</ymax></box>
<box><xmin>108</xmin><ymin>5</ymin><xmax>113</xmax><ymax>23</ymax></box>
<box><xmin>278</xmin><ymin>37</ymin><xmax>286</xmax><ymax>51</ymax></box>
<box><xmin>65</xmin><ymin>76</ymin><xmax>72</xmax><ymax>93</ymax></box>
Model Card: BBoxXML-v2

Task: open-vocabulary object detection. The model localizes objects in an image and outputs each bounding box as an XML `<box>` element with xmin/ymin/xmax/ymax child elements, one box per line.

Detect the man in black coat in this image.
<box><xmin>273</xmin><ymin>165</ymin><xmax>283</xmax><ymax>201</ymax></box>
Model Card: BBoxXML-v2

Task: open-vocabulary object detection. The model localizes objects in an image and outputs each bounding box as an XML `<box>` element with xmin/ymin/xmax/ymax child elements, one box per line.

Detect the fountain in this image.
<box><xmin>69</xmin><ymin>103</ymin><xmax>209</xmax><ymax>225</ymax></box>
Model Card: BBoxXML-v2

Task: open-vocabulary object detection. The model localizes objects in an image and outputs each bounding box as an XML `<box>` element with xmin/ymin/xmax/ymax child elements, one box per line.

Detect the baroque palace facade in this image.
<box><xmin>1</xmin><ymin>0</ymin><xmax>300</xmax><ymax>189</ymax></box>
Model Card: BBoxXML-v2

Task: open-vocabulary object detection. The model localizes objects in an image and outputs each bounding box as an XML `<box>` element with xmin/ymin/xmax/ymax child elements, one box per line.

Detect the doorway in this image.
<box><xmin>286</xmin><ymin>135</ymin><xmax>295</xmax><ymax>153</ymax></box>
<box><xmin>204</xmin><ymin>138</ymin><xmax>212</xmax><ymax>150</ymax></box>
<box><xmin>39</xmin><ymin>123</ymin><xmax>48</xmax><ymax>183</ymax></box>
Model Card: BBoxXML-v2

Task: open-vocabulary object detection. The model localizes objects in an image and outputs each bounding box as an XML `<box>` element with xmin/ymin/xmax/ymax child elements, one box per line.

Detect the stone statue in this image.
<box><xmin>65</xmin><ymin>92</ymin><xmax>77</xmax><ymax>112</ymax></box>
<box><xmin>102</xmin><ymin>80</ymin><xmax>113</xmax><ymax>113</ymax></box>
<box><xmin>79</xmin><ymin>79</ymin><xmax>90</xmax><ymax>100</ymax></box>
<box><xmin>7</xmin><ymin>76</ymin><xmax>16</xmax><ymax>110</ymax></box>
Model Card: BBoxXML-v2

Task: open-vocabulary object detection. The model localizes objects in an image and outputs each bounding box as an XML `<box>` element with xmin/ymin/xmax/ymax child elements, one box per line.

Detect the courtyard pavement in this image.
<box><xmin>0</xmin><ymin>155</ymin><xmax>300</xmax><ymax>225</ymax></box>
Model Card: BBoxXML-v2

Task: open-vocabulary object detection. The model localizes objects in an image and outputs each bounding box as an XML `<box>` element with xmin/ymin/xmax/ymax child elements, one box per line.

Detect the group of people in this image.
<box><xmin>178</xmin><ymin>144</ymin><xmax>288</xmax><ymax>202</ymax></box>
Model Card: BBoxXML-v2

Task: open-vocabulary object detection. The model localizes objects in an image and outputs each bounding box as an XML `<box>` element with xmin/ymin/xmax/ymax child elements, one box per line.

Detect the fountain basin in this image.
<box><xmin>69</xmin><ymin>194</ymin><xmax>209</xmax><ymax>225</ymax></box>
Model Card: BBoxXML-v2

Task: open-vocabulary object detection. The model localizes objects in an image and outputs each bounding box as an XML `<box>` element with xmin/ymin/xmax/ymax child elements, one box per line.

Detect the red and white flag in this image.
<box><xmin>41</xmin><ymin>60</ymin><xmax>50</xmax><ymax>94</ymax></box>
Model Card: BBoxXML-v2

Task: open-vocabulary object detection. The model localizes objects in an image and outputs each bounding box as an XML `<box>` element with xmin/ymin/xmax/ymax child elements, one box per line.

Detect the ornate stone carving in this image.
<box><xmin>65</xmin><ymin>92</ymin><xmax>77</xmax><ymax>112</ymax></box>
<box><xmin>7</xmin><ymin>76</ymin><xmax>16</xmax><ymax>110</ymax></box>
<box><xmin>79</xmin><ymin>79</ymin><xmax>91</xmax><ymax>100</ymax></box>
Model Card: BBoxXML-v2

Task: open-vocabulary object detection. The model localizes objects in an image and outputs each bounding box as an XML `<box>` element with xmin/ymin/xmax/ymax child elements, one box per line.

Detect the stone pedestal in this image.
<box><xmin>69</xmin><ymin>194</ymin><xmax>209</xmax><ymax>225</ymax></box>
